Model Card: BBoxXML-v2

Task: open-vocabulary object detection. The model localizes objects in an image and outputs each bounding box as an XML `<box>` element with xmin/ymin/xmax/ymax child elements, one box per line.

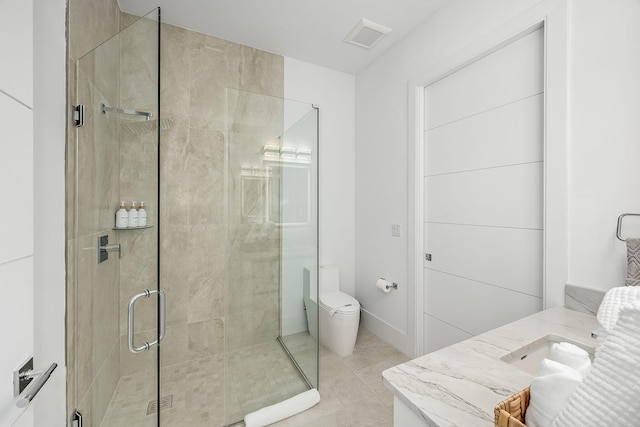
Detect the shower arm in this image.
<box><xmin>101</xmin><ymin>103</ymin><xmax>153</xmax><ymax>120</ymax></box>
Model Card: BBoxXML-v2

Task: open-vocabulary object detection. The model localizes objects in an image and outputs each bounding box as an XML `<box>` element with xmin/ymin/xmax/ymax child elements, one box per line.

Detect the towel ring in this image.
<box><xmin>616</xmin><ymin>213</ymin><xmax>640</xmax><ymax>241</ymax></box>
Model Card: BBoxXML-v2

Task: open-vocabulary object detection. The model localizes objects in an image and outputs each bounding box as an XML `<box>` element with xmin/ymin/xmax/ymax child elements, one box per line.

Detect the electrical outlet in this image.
<box><xmin>391</xmin><ymin>224</ymin><xmax>401</xmax><ymax>237</ymax></box>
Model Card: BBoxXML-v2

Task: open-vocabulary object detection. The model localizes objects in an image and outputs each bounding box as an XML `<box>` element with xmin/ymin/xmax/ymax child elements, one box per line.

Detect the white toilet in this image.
<box><xmin>303</xmin><ymin>265</ymin><xmax>360</xmax><ymax>357</ymax></box>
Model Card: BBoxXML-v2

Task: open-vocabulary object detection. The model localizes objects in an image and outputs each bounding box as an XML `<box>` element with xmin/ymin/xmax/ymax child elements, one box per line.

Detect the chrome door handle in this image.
<box><xmin>13</xmin><ymin>361</ymin><xmax>57</xmax><ymax>408</ymax></box>
<box><xmin>127</xmin><ymin>289</ymin><xmax>166</xmax><ymax>353</ymax></box>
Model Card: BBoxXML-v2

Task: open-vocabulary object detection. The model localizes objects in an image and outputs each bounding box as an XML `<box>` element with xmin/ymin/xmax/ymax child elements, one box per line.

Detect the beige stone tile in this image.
<box><xmin>118</xmin><ymin>228</ymin><xmax>158</xmax><ymax>334</ymax></box>
<box><xmin>327</xmin><ymin>394</ymin><xmax>394</xmax><ymax>427</ymax></box>
<box><xmin>319</xmin><ymin>350</ymin><xmax>358</xmax><ymax>389</ymax></box>
<box><xmin>91</xmin><ymin>36</ymin><xmax>120</xmax><ymax>107</ymax></box>
<box><xmin>159</xmin><ymin>125</ymin><xmax>190</xmax><ymax>226</ymax></box>
<box><xmin>119</xmin><ymin>15</ymin><xmax>159</xmax><ymax>114</ymax></box>
<box><xmin>188</xmin><ymin>225</ymin><xmax>225</xmax><ymax>322</ymax></box>
<box><xmin>187</xmin><ymin>31</ymin><xmax>245</xmax><ymax>132</ymax></box>
<box><xmin>102</xmin><ymin>371</ymin><xmax>157</xmax><ymax>426</ymax></box>
<box><xmin>159</xmin><ymin>225</ymin><xmax>189</xmax><ymax>327</ymax></box>
<box><xmin>118</xmin><ymin>332</ymin><xmax>157</xmax><ymax>378</ymax></box>
<box><xmin>238</xmin><ymin>45</ymin><xmax>284</xmax><ymax>98</ymax></box>
<box><xmin>159</xmin><ymin>323</ymin><xmax>189</xmax><ymax>367</ymax></box>
<box><xmin>75</xmin><ymin>385</ymin><xmax>95</xmax><ymax>427</ymax></box>
<box><xmin>188</xmin><ymin>274</ymin><xmax>225</xmax><ymax>323</ymax></box>
<box><xmin>188</xmin><ymin>318</ymin><xmax>224</xmax><ymax>359</ymax></box>
<box><xmin>160</xmin><ymin>23</ymin><xmax>190</xmax><ymax>125</ymax></box>
<box><xmin>119</xmin><ymin>12</ymin><xmax>140</xmax><ymax>30</ymax></box>
<box><xmin>119</xmin><ymin>138</ymin><xmax>158</xmax><ymax>213</ymax></box>
<box><xmin>186</xmin><ymin>129</ymin><xmax>225</xmax><ymax>225</ymax></box>
<box><xmin>330</xmin><ymin>374</ymin><xmax>377</xmax><ymax>407</ymax></box>
<box><xmin>160</xmin><ymin>354</ymin><xmax>224</xmax><ymax>392</ymax></box>
<box><xmin>67</xmin><ymin>61</ymin><xmax>78</xmax><ymax>241</ymax></box>
<box><xmin>75</xmin><ymin>79</ymin><xmax>120</xmax><ymax>236</ymax></box>
<box><xmin>343</xmin><ymin>344</ymin><xmax>408</xmax><ymax>373</ymax></box>
<box><xmin>354</xmin><ymin>355</ymin><xmax>410</xmax><ymax>395</ymax></box>
<box><xmin>75</xmin><ymin>232</ymin><xmax>120</xmax><ymax>401</ymax></box>
<box><xmin>103</xmin><ymin>329</ymin><xmax>406</xmax><ymax>427</ymax></box>
<box><xmin>354</xmin><ymin>327</ymin><xmax>396</xmax><ymax>351</ymax></box>
<box><xmin>159</xmin><ymin>125</ymin><xmax>189</xmax><ymax>177</ymax></box>
<box><xmin>161</xmin><ymin>181</ymin><xmax>192</xmax><ymax>227</ymax></box>
<box><xmin>225</xmin><ymin>309</ymin><xmax>279</xmax><ymax>351</ymax></box>
<box><xmin>90</xmin><ymin>341</ymin><xmax>121</xmax><ymax>424</ymax></box>
<box><xmin>69</xmin><ymin>0</ymin><xmax>120</xmax><ymax>60</ymax></box>
<box><xmin>65</xmin><ymin>238</ymin><xmax>78</xmax><ymax>418</ymax></box>
<box><xmin>225</xmin><ymin>342</ymin><xmax>307</xmax><ymax>424</ymax></box>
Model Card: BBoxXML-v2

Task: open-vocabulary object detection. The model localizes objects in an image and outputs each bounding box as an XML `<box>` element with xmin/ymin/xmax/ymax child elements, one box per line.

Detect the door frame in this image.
<box><xmin>32</xmin><ymin>0</ymin><xmax>67</xmax><ymax>424</ymax></box>
<box><xmin>407</xmin><ymin>0</ymin><xmax>569</xmax><ymax>356</ymax></box>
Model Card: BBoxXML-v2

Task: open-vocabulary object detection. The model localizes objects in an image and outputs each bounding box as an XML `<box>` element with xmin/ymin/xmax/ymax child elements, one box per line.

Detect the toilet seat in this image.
<box><xmin>320</xmin><ymin>291</ymin><xmax>360</xmax><ymax>315</ymax></box>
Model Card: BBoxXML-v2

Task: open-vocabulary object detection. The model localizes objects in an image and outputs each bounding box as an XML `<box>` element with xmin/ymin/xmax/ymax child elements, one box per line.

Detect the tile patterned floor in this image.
<box><xmin>100</xmin><ymin>326</ymin><xmax>408</xmax><ymax>426</ymax></box>
<box><xmin>270</xmin><ymin>327</ymin><xmax>409</xmax><ymax>427</ymax></box>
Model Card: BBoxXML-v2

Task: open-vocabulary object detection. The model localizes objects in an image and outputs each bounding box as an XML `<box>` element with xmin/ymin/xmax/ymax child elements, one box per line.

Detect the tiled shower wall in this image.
<box><xmin>154</xmin><ymin>18</ymin><xmax>284</xmax><ymax>399</ymax></box>
<box><xmin>115</xmin><ymin>14</ymin><xmax>284</xmax><ymax>379</ymax></box>
<box><xmin>67</xmin><ymin>0</ymin><xmax>285</xmax><ymax>424</ymax></box>
<box><xmin>66</xmin><ymin>0</ymin><xmax>123</xmax><ymax>424</ymax></box>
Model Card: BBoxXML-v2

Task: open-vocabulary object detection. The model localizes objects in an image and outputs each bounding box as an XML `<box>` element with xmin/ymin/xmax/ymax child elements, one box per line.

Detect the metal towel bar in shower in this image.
<box><xmin>101</xmin><ymin>103</ymin><xmax>153</xmax><ymax>120</ymax></box>
<box><xmin>127</xmin><ymin>289</ymin><xmax>166</xmax><ymax>353</ymax></box>
<box><xmin>616</xmin><ymin>213</ymin><xmax>640</xmax><ymax>241</ymax></box>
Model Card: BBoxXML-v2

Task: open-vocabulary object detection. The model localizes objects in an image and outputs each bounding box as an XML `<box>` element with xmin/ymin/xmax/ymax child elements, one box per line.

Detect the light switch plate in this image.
<box><xmin>391</xmin><ymin>224</ymin><xmax>401</xmax><ymax>237</ymax></box>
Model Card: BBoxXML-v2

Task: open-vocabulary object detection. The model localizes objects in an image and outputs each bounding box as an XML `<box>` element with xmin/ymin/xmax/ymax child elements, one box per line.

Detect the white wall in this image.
<box><xmin>568</xmin><ymin>0</ymin><xmax>640</xmax><ymax>290</ymax></box>
<box><xmin>355</xmin><ymin>0</ymin><xmax>640</xmax><ymax>356</ymax></box>
<box><xmin>33</xmin><ymin>0</ymin><xmax>68</xmax><ymax>423</ymax></box>
<box><xmin>355</xmin><ymin>0</ymin><xmax>547</xmax><ymax>356</ymax></box>
<box><xmin>0</xmin><ymin>0</ymin><xmax>34</xmax><ymax>424</ymax></box>
<box><xmin>284</xmin><ymin>58</ymin><xmax>356</xmax><ymax>295</ymax></box>
<box><xmin>280</xmin><ymin>108</ymin><xmax>319</xmax><ymax>335</ymax></box>
<box><xmin>0</xmin><ymin>0</ymin><xmax>66</xmax><ymax>425</ymax></box>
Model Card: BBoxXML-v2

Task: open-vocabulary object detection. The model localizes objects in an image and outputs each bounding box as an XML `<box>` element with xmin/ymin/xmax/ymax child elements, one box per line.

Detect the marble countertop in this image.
<box><xmin>382</xmin><ymin>307</ymin><xmax>599</xmax><ymax>426</ymax></box>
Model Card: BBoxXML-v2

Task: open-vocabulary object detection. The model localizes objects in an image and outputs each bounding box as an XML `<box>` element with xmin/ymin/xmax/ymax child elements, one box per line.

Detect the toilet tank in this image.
<box><xmin>303</xmin><ymin>266</ymin><xmax>317</xmax><ymax>303</ymax></box>
<box><xmin>319</xmin><ymin>265</ymin><xmax>340</xmax><ymax>293</ymax></box>
<box><xmin>303</xmin><ymin>266</ymin><xmax>318</xmax><ymax>339</ymax></box>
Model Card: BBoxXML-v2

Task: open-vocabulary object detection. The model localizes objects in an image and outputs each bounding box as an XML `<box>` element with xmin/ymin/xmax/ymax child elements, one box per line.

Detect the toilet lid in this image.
<box><xmin>320</xmin><ymin>291</ymin><xmax>360</xmax><ymax>313</ymax></box>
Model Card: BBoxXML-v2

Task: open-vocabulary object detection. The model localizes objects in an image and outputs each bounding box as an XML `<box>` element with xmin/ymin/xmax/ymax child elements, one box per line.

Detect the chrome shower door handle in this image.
<box><xmin>127</xmin><ymin>289</ymin><xmax>166</xmax><ymax>353</ymax></box>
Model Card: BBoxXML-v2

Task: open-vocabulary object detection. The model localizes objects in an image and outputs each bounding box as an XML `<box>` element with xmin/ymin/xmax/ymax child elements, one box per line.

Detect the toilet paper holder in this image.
<box><xmin>379</xmin><ymin>278</ymin><xmax>398</xmax><ymax>291</ymax></box>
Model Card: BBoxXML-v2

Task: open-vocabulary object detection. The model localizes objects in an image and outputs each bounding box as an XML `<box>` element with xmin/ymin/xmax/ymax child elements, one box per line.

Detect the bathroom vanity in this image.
<box><xmin>383</xmin><ymin>307</ymin><xmax>599</xmax><ymax>426</ymax></box>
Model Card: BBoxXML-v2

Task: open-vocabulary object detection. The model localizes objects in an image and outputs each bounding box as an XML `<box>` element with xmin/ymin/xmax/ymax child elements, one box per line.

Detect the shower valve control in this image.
<box><xmin>98</xmin><ymin>235</ymin><xmax>121</xmax><ymax>263</ymax></box>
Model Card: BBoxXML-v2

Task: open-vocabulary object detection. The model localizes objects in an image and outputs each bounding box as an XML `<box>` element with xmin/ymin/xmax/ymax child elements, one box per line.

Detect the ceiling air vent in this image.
<box><xmin>344</xmin><ymin>18</ymin><xmax>391</xmax><ymax>50</ymax></box>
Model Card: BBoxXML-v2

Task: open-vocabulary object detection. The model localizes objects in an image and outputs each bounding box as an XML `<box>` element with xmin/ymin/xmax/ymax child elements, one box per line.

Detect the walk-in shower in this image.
<box><xmin>67</xmin><ymin>8</ymin><xmax>319</xmax><ymax>426</ymax></box>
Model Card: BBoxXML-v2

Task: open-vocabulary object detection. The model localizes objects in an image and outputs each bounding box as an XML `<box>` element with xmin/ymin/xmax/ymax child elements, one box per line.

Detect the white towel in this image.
<box><xmin>525</xmin><ymin>358</ymin><xmax>583</xmax><ymax>427</ymax></box>
<box><xmin>244</xmin><ymin>389</ymin><xmax>321</xmax><ymax>427</ymax></box>
<box><xmin>551</xmin><ymin>301</ymin><xmax>640</xmax><ymax>427</ymax></box>
<box><xmin>596</xmin><ymin>286</ymin><xmax>640</xmax><ymax>332</ymax></box>
<box><xmin>548</xmin><ymin>342</ymin><xmax>591</xmax><ymax>379</ymax></box>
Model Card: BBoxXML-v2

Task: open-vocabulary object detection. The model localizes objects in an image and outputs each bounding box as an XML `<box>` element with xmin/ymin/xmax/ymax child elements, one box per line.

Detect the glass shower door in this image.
<box><xmin>70</xmin><ymin>9</ymin><xmax>161</xmax><ymax>426</ymax></box>
<box><xmin>278</xmin><ymin>106</ymin><xmax>319</xmax><ymax>389</ymax></box>
<box><xmin>224</xmin><ymin>89</ymin><xmax>319</xmax><ymax>425</ymax></box>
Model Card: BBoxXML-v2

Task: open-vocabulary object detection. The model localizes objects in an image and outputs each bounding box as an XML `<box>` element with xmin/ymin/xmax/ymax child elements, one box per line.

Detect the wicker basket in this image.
<box><xmin>494</xmin><ymin>387</ymin><xmax>530</xmax><ymax>427</ymax></box>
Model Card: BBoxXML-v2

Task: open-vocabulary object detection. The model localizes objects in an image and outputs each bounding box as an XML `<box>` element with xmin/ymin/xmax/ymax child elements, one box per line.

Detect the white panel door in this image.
<box><xmin>422</xmin><ymin>28</ymin><xmax>544</xmax><ymax>355</ymax></box>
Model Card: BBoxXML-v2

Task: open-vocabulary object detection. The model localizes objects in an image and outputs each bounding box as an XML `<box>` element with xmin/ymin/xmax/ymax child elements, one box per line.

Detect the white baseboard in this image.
<box><xmin>360</xmin><ymin>309</ymin><xmax>412</xmax><ymax>357</ymax></box>
<box><xmin>282</xmin><ymin>315</ymin><xmax>308</xmax><ymax>337</ymax></box>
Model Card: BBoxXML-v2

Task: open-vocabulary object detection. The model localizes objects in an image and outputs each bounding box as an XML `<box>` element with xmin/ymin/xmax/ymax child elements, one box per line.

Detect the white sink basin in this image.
<box><xmin>500</xmin><ymin>334</ymin><xmax>594</xmax><ymax>375</ymax></box>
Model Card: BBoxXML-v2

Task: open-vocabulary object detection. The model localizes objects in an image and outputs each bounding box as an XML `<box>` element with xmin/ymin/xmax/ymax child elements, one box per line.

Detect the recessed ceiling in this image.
<box><xmin>117</xmin><ymin>0</ymin><xmax>449</xmax><ymax>74</ymax></box>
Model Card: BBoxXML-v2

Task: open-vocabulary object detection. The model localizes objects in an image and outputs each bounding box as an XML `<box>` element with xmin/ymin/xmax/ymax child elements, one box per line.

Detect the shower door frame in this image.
<box><xmin>69</xmin><ymin>8</ymin><xmax>163</xmax><ymax>425</ymax></box>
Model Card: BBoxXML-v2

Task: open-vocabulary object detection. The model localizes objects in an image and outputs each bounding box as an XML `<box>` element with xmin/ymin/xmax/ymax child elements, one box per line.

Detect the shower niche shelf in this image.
<box><xmin>113</xmin><ymin>225</ymin><xmax>153</xmax><ymax>231</ymax></box>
